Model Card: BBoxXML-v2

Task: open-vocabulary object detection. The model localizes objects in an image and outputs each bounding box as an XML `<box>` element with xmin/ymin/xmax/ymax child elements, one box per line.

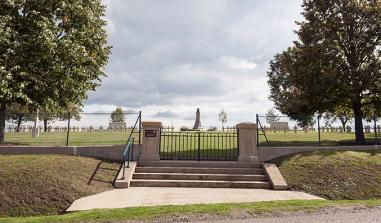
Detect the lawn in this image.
<box><xmin>160</xmin><ymin>131</ymin><xmax>238</xmax><ymax>160</ymax></box>
<box><xmin>0</xmin><ymin>155</ymin><xmax>120</xmax><ymax>217</ymax></box>
<box><xmin>4</xmin><ymin>129</ymin><xmax>379</xmax><ymax>147</ymax></box>
<box><xmin>1</xmin><ymin>199</ymin><xmax>380</xmax><ymax>223</ymax></box>
<box><xmin>272</xmin><ymin>150</ymin><xmax>381</xmax><ymax>199</ymax></box>
<box><xmin>4</xmin><ymin>130</ymin><xmax>140</xmax><ymax>146</ymax></box>
<box><xmin>259</xmin><ymin>131</ymin><xmax>379</xmax><ymax>146</ymax></box>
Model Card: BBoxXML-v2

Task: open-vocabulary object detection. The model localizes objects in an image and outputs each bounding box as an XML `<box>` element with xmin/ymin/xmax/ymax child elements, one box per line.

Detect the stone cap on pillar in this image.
<box><xmin>236</xmin><ymin>122</ymin><xmax>257</xmax><ymax>129</ymax></box>
<box><xmin>142</xmin><ymin>122</ymin><xmax>162</xmax><ymax>128</ymax></box>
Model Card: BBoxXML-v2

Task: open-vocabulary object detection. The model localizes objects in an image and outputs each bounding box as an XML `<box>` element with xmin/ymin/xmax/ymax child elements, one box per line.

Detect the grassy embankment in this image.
<box><xmin>273</xmin><ymin>150</ymin><xmax>381</xmax><ymax>200</ymax></box>
<box><xmin>0</xmin><ymin>155</ymin><xmax>119</xmax><ymax>217</ymax></box>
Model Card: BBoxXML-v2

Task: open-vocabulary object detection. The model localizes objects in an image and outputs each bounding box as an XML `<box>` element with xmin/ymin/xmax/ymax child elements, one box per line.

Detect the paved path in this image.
<box><xmin>195</xmin><ymin>207</ymin><xmax>381</xmax><ymax>223</ymax></box>
<box><xmin>67</xmin><ymin>187</ymin><xmax>322</xmax><ymax>212</ymax></box>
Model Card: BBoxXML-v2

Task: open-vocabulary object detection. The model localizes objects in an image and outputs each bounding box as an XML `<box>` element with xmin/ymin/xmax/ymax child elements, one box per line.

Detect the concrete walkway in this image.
<box><xmin>67</xmin><ymin>187</ymin><xmax>323</xmax><ymax>212</ymax></box>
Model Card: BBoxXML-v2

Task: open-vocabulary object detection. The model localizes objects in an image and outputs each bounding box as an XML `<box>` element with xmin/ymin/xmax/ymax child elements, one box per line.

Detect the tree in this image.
<box><xmin>324</xmin><ymin>105</ymin><xmax>354</xmax><ymax>130</ymax></box>
<box><xmin>0</xmin><ymin>0</ymin><xmax>111</xmax><ymax>142</ymax></box>
<box><xmin>265</xmin><ymin>108</ymin><xmax>281</xmax><ymax>125</ymax></box>
<box><xmin>6</xmin><ymin>104</ymin><xmax>34</xmax><ymax>132</ymax></box>
<box><xmin>39</xmin><ymin>105</ymin><xmax>82</xmax><ymax>132</ymax></box>
<box><xmin>111</xmin><ymin>107</ymin><xmax>125</xmax><ymax>123</ymax></box>
<box><xmin>218</xmin><ymin>110</ymin><xmax>227</xmax><ymax>129</ymax></box>
<box><xmin>268</xmin><ymin>0</ymin><xmax>381</xmax><ymax>144</ymax></box>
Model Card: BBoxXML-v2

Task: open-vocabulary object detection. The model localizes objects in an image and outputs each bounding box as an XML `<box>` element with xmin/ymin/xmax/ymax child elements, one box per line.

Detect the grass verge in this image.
<box><xmin>0</xmin><ymin>155</ymin><xmax>119</xmax><ymax>217</ymax></box>
<box><xmin>272</xmin><ymin>150</ymin><xmax>381</xmax><ymax>199</ymax></box>
<box><xmin>0</xmin><ymin>199</ymin><xmax>380</xmax><ymax>223</ymax></box>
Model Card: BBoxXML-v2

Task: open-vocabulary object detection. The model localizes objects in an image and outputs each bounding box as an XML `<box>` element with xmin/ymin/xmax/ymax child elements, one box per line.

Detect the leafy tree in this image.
<box><xmin>268</xmin><ymin>0</ymin><xmax>381</xmax><ymax>143</ymax></box>
<box><xmin>324</xmin><ymin>105</ymin><xmax>354</xmax><ymax>130</ymax></box>
<box><xmin>218</xmin><ymin>109</ymin><xmax>227</xmax><ymax>129</ymax></box>
<box><xmin>0</xmin><ymin>0</ymin><xmax>111</xmax><ymax>142</ymax></box>
<box><xmin>265</xmin><ymin>108</ymin><xmax>281</xmax><ymax>125</ymax></box>
<box><xmin>39</xmin><ymin>105</ymin><xmax>82</xmax><ymax>132</ymax></box>
<box><xmin>111</xmin><ymin>107</ymin><xmax>125</xmax><ymax>123</ymax></box>
<box><xmin>6</xmin><ymin>104</ymin><xmax>34</xmax><ymax>132</ymax></box>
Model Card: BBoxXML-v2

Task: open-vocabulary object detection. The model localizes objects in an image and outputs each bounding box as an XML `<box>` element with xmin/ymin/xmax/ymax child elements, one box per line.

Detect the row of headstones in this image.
<box><xmin>6</xmin><ymin>126</ymin><xmax>135</xmax><ymax>133</ymax></box>
<box><xmin>222</xmin><ymin>126</ymin><xmax>237</xmax><ymax>132</ymax></box>
<box><xmin>262</xmin><ymin>125</ymin><xmax>381</xmax><ymax>134</ymax></box>
<box><xmin>262</xmin><ymin>126</ymin><xmax>354</xmax><ymax>133</ymax></box>
<box><xmin>162</xmin><ymin>126</ymin><xmax>175</xmax><ymax>132</ymax></box>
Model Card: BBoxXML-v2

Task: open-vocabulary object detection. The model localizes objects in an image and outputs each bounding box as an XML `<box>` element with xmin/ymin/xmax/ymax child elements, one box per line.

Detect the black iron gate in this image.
<box><xmin>160</xmin><ymin>131</ymin><xmax>239</xmax><ymax>161</ymax></box>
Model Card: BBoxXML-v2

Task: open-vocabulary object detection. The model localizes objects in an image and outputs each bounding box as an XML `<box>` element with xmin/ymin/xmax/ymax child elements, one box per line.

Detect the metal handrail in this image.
<box><xmin>122</xmin><ymin>137</ymin><xmax>134</xmax><ymax>179</ymax></box>
<box><xmin>120</xmin><ymin>112</ymin><xmax>141</xmax><ymax>180</ymax></box>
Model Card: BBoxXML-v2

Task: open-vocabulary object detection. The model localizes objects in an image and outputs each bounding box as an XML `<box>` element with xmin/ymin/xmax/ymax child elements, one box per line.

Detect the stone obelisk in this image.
<box><xmin>192</xmin><ymin>108</ymin><xmax>201</xmax><ymax>130</ymax></box>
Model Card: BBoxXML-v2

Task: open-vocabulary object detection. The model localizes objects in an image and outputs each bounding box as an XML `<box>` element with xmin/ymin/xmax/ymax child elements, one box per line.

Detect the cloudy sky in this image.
<box><xmin>85</xmin><ymin>0</ymin><xmax>304</xmax><ymax>128</ymax></box>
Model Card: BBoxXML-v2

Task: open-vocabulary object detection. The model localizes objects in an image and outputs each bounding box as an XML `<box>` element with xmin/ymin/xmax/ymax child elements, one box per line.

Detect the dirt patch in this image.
<box><xmin>0</xmin><ymin>154</ymin><xmax>119</xmax><ymax>217</ymax></box>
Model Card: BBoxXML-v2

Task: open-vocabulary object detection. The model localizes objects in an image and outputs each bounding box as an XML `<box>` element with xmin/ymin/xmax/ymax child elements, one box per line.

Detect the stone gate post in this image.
<box><xmin>237</xmin><ymin>122</ymin><xmax>260</xmax><ymax>163</ymax></box>
<box><xmin>139</xmin><ymin>122</ymin><xmax>162</xmax><ymax>161</ymax></box>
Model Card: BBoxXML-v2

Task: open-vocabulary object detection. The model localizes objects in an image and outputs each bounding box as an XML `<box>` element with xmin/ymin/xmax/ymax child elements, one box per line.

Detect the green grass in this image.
<box><xmin>4</xmin><ymin>131</ymin><xmax>140</xmax><ymax>146</ymax></box>
<box><xmin>272</xmin><ymin>150</ymin><xmax>381</xmax><ymax>199</ymax></box>
<box><xmin>4</xmin><ymin>129</ymin><xmax>379</xmax><ymax>147</ymax></box>
<box><xmin>1</xmin><ymin>199</ymin><xmax>380</xmax><ymax>223</ymax></box>
<box><xmin>0</xmin><ymin>155</ymin><xmax>119</xmax><ymax>217</ymax></box>
<box><xmin>259</xmin><ymin>131</ymin><xmax>378</xmax><ymax>146</ymax></box>
<box><xmin>160</xmin><ymin>131</ymin><xmax>238</xmax><ymax>160</ymax></box>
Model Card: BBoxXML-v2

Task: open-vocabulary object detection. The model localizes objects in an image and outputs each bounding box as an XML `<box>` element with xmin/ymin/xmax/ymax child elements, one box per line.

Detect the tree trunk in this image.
<box><xmin>0</xmin><ymin>105</ymin><xmax>6</xmax><ymax>143</ymax></box>
<box><xmin>341</xmin><ymin>121</ymin><xmax>346</xmax><ymax>131</ymax></box>
<box><xmin>44</xmin><ymin>119</ymin><xmax>48</xmax><ymax>132</ymax></box>
<box><xmin>339</xmin><ymin>117</ymin><xmax>347</xmax><ymax>131</ymax></box>
<box><xmin>16</xmin><ymin>116</ymin><xmax>22</xmax><ymax>133</ymax></box>
<box><xmin>353</xmin><ymin>101</ymin><xmax>366</xmax><ymax>144</ymax></box>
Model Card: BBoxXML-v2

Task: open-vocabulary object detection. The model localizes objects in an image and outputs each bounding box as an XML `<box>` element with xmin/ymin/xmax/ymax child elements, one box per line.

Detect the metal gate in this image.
<box><xmin>160</xmin><ymin>131</ymin><xmax>239</xmax><ymax>161</ymax></box>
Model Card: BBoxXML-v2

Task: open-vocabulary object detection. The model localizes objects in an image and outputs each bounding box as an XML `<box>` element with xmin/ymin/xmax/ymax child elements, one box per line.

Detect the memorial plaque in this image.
<box><xmin>145</xmin><ymin>130</ymin><xmax>156</xmax><ymax>137</ymax></box>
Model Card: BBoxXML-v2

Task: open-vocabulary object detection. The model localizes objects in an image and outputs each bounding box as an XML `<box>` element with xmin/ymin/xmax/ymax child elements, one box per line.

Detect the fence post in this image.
<box><xmin>138</xmin><ymin>111</ymin><xmax>142</xmax><ymax>145</ymax></box>
<box><xmin>256</xmin><ymin>114</ymin><xmax>259</xmax><ymax>148</ymax></box>
<box><xmin>66</xmin><ymin>112</ymin><xmax>71</xmax><ymax>146</ymax></box>
<box><xmin>374</xmin><ymin>115</ymin><xmax>378</xmax><ymax>145</ymax></box>
<box><xmin>139</xmin><ymin>122</ymin><xmax>161</xmax><ymax>161</ymax></box>
<box><xmin>197</xmin><ymin>132</ymin><xmax>201</xmax><ymax>161</ymax></box>
<box><xmin>237</xmin><ymin>122</ymin><xmax>260</xmax><ymax>163</ymax></box>
<box><xmin>317</xmin><ymin>115</ymin><xmax>321</xmax><ymax>146</ymax></box>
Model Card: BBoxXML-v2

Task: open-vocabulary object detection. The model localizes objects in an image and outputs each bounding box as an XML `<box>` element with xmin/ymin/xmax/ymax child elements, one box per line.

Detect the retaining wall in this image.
<box><xmin>0</xmin><ymin>144</ymin><xmax>380</xmax><ymax>162</ymax></box>
<box><xmin>0</xmin><ymin>145</ymin><xmax>142</xmax><ymax>162</ymax></box>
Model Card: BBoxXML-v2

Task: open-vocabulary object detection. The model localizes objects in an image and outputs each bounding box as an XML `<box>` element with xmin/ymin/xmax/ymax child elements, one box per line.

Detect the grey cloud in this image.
<box><xmin>87</xmin><ymin>0</ymin><xmax>303</xmax><ymax>113</ymax></box>
<box><xmin>153</xmin><ymin>111</ymin><xmax>179</xmax><ymax>118</ymax></box>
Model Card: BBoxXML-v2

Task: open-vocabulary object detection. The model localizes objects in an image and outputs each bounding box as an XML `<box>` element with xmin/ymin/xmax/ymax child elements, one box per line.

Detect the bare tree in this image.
<box><xmin>218</xmin><ymin>110</ymin><xmax>227</xmax><ymax>129</ymax></box>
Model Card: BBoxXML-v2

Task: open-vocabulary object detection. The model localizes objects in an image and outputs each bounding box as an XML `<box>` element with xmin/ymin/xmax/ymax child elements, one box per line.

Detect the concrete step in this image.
<box><xmin>135</xmin><ymin>167</ymin><xmax>265</xmax><ymax>175</ymax></box>
<box><xmin>133</xmin><ymin>173</ymin><xmax>268</xmax><ymax>181</ymax></box>
<box><xmin>138</xmin><ymin>161</ymin><xmax>262</xmax><ymax>169</ymax></box>
<box><xmin>130</xmin><ymin>179</ymin><xmax>271</xmax><ymax>189</ymax></box>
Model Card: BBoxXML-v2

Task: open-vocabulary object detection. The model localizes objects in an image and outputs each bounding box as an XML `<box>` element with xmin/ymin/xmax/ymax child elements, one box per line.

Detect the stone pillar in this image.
<box><xmin>139</xmin><ymin>122</ymin><xmax>162</xmax><ymax>161</ymax></box>
<box><xmin>237</xmin><ymin>122</ymin><xmax>260</xmax><ymax>163</ymax></box>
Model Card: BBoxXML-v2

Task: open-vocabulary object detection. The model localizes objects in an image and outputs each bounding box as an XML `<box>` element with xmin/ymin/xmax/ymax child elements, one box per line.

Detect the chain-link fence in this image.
<box><xmin>256</xmin><ymin>114</ymin><xmax>380</xmax><ymax>147</ymax></box>
<box><xmin>3</xmin><ymin>112</ymin><xmax>141</xmax><ymax>146</ymax></box>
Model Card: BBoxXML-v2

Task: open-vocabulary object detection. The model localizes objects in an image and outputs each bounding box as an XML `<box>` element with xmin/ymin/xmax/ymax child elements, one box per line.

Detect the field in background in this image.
<box><xmin>259</xmin><ymin>131</ymin><xmax>378</xmax><ymax>146</ymax></box>
<box><xmin>4</xmin><ymin>131</ymin><xmax>140</xmax><ymax>146</ymax></box>
<box><xmin>3</xmin><ymin>130</ymin><xmax>379</xmax><ymax>147</ymax></box>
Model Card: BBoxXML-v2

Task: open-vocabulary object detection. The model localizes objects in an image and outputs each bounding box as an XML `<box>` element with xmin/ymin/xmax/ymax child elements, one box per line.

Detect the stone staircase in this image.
<box><xmin>129</xmin><ymin>161</ymin><xmax>271</xmax><ymax>189</ymax></box>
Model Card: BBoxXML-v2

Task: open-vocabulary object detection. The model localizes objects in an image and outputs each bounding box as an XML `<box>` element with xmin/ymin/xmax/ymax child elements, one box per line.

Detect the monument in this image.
<box><xmin>192</xmin><ymin>108</ymin><xmax>202</xmax><ymax>130</ymax></box>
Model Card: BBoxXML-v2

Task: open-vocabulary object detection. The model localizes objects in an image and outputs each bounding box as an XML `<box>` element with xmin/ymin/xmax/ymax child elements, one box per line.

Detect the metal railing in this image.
<box><xmin>160</xmin><ymin>131</ymin><xmax>239</xmax><ymax>161</ymax></box>
<box><xmin>121</xmin><ymin>137</ymin><xmax>135</xmax><ymax>179</ymax></box>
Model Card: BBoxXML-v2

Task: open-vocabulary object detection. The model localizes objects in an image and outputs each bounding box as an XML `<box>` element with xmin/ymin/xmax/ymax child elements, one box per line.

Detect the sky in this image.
<box><xmin>85</xmin><ymin>0</ymin><xmax>304</xmax><ymax>129</ymax></box>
